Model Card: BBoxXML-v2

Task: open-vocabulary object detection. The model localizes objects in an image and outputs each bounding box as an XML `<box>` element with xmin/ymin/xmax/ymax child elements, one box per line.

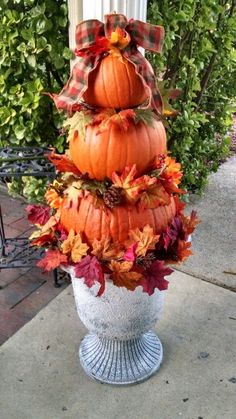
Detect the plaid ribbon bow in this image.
<box><xmin>51</xmin><ymin>14</ymin><xmax>164</xmax><ymax>113</ymax></box>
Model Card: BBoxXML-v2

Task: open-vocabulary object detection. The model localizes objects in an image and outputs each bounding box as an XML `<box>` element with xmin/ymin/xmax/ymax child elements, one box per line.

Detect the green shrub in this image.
<box><xmin>0</xmin><ymin>0</ymin><xmax>72</xmax><ymax>201</ymax></box>
<box><xmin>148</xmin><ymin>0</ymin><xmax>236</xmax><ymax>192</ymax></box>
<box><xmin>0</xmin><ymin>0</ymin><xmax>72</xmax><ymax>149</ymax></box>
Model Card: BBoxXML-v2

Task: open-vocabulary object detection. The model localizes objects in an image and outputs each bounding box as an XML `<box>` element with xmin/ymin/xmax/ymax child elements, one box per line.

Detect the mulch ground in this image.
<box><xmin>0</xmin><ymin>188</ymin><xmax>70</xmax><ymax>346</ymax></box>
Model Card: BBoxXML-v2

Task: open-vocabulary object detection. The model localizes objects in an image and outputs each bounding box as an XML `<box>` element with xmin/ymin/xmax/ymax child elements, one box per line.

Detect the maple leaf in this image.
<box><xmin>93</xmin><ymin>109</ymin><xmax>136</xmax><ymax>134</ymax></box>
<box><xmin>112</xmin><ymin>166</ymin><xmax>156</xmax><ymax>203</ymax></box>
<box><xmin>64</xmin><ymin>111</ymin><xmax>92</xmax><ymax>142</ymax></box>
<box><xmin>128</xmin><ymin>225</ymin><xmax>160</xmax><ymax>257</ymax></box>
<box><xmin>140</xmin><ymin>260</ymin><xmax>173</xmax><ymax>295</ymax></box>
<box><xmin>61</xmin><ymin>229</ymin><xmax>75</xmax><ymax>254</ymax></box>
<box><xmin>138</xmin><ymin>180</ymin><xmax>170</xmax><ymax>209</ymax></box>
<box><xmin>112</xmin><ymin>165</ymin><xmax>137</xmax><ymax>189</ymax></box>
<box><xmin>161</xmin><ymin>179</ymin><xmax>186</xmax><ymax>195</ymax></box>
<box><xmin>91</xmin><ymin>108</ymin><xmax>115</xmax><ymax>129</ymax></box>
<box><xmin>41</xmin><ymin>214</ymin><xmax>60</xmax><ymax>234</ymax></box>
<box><xmin>174</xmin><ymin>195</ymin><xmax>186</xmax><ymax>214</ymax></box>
<box><xmin>31</xmin><ymin>233</ymin><xmax>55</xmax><ymax>247</ymax></box>
<box><xmin>159</xmin><ymin>216</ymin><xmax>186</xmax><ymax>252</ymax></box>
<box><xmin>162</xmin><ymin>224</ymin><xmax>179</xmax><ymax>251</ymax></box>
<box><xmin>63</xmin><ymin>180</ymin><xmax>84</xmax><ymax>210</ymax></box>
<box><xmin>71</xmin><ymin>235</ymin><xmax>89</xmax><ymax>263</ymax></box>
<box><xmin>45</xmin><ymin>188</ymin><xmax>64</xmax><ymax>209</ymax></box>
<box><xmin>91</xmin><ymin>237</ymin><xmax>124</xmax><ymax>261</ymax></box>
<box><xmin>26</xmin><ymin>204</ymin><xmax>51</xmax><ymax>226</ymax></box>
<box><xmin>61</xmin><ymin>229</ymin><xmax>89</xmax><ymax>263</ymax></box>
<box><xmin>74</xmin><ymin>255</ymin><xmax>105</xmax><ymax>296</ymax></box>
<box><xmin>124</xmin><ymin>243</ymin><xmax>138</xmax><ymax>262</ymax></box>
<box><xmin>162</xmin><ymin>156</ymin><xmax>183</xmax><ymax>185</ymax></box>
<box><xmin>177</xmin><ymin>240</ymin><xmax>193</xmax><ymax>262</ymax></box>
<box><xmin>37</xmin><ymin>249</ymin><xmax>68</xmax><ymax>272</ymax></box>
<box><xmin>109</xmin><ymin>260</ymin><xmax>142</xmax><ymax>291</ymax></box>
<box><xmin>181</xmin><ymin>210</ymin><xmax>200</xmax><ymax>235</ymax></box>
<box><xmin>111</xmin><ymin>109</ymin><xmax>136</xmax><ymax>131</ymax></box>
<box><xmin>47</xmin><ymin>150</ymin><xmax>81</xmax><ymax>176</ymax></box>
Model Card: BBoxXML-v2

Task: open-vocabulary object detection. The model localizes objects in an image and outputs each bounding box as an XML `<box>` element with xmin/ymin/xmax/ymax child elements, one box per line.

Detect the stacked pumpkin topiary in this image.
<box><xmin>27</xmin><ymin>14</ymin><xmax>199</xmax><ymax>296</ymax></box>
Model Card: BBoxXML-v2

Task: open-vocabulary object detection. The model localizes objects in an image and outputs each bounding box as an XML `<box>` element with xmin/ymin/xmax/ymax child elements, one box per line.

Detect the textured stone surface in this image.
<box><xmin>71</xmin><ymin>272</ymin><xmax>164</xmax><ymax>339</ymax></box>
<box><xmin>179</xmin><ymin>155</ymin><xmax>236</xmax><ymax>291</ymax></box>
<box><xmin>0</xmin><ymin>271</ymin><xmax>235</xmax><ymax>419</ymax></box>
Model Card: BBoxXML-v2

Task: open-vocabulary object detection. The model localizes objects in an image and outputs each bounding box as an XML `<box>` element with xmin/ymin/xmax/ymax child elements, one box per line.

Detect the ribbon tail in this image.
<box><xmin>124</xmin><ymin>50</ymin><xmax>163</xmax><ymax>114</ymax></box>
<box><xmin>48</xmin><ymin>56</ymin><xmax>101</xmax><ymax>113</ymax></box>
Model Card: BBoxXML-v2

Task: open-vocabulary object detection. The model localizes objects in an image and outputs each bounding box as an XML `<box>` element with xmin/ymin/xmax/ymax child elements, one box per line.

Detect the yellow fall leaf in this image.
<box><xmin>128</xmin><ymin>225</ymin><xmax>160</xmax><ymax>257</ymax></box>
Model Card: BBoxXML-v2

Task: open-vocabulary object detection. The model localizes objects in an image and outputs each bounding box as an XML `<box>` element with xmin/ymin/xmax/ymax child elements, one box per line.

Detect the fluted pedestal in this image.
<box><xmin>80</xmin><ymin>331</ymin><xmax>163</xmax><ymax>385</ymax></box>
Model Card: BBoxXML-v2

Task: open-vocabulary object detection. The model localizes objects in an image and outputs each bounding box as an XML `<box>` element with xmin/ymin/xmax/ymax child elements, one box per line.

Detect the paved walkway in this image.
<box><xmin>179</xmin><ymin>155</ymin><xmax>236</xmax><ymax>291</ymax></box>
<box><xmin>0</xmin><ymin>188</ymin><xmax>69</xmax><ymax>345</ymax></box>
<box><xmin>0</xmin><ymin>271</ymin><xmax>235</xmax><ymax>419</ymax></box>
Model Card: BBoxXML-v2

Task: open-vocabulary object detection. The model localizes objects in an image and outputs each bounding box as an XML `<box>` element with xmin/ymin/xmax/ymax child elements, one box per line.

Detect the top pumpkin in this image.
<box><xmin>83</xmin><ymin>54</ymin><xmax>148</xmax><ymax>109</ymax></box>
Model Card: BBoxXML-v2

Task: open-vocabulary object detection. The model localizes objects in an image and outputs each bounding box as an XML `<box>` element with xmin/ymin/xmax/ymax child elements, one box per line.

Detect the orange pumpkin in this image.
<box><xmin>60</xmin><ymin>195</ymin><xmax>176</xmax><ymax>245</ymax></box>
<box><xmin>83</xmin><ymin>54</ymin><xmax>148</xmax><ymax>109</ymax></box>
<box><xmin>70</xmin><ymin>119</ymin><xmax>167</xmax><ymax>180</ymax></box>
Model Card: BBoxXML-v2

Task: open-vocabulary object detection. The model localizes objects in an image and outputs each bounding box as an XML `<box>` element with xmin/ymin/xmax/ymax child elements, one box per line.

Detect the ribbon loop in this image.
<box><xmin>75</xmin><ymin>19</ymin><xmax>104</xmax><ymax>51</ymax></box>
<box><xmin>127</xmin><ymin>20</ymin><xmax>164</xmax><ymax>52</ymax></box>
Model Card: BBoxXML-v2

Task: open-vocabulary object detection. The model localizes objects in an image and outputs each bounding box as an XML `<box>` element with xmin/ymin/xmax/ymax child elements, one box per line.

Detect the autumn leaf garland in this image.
<box><xmin>45</xmin><ymin>152</ymin><xmax>185</xmax><ymax>211</ymax></box>
<box><xmin>26</xmin><ymin>200</ymin><xmax>199</xmax><ymax>296</ymax></box>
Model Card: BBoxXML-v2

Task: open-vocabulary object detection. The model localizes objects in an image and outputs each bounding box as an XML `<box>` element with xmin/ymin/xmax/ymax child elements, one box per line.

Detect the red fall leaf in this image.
<box><xmin>37</xmin><ymin>249</ymin><xmax>68</xmax><ymax>272</ymax></box>
<box><xmin>47</xmin><ymin>150</ymin><xmax>81</xmax><ymax>176</ymax></box>
<box><xmin>177</xmin><ymin>240</ymin><xmax>193</xmax><ymax>262</ymax></box>
<box><xmin>74</xmin><ymin>255</ymin><xmax>105</xmax><ymax>296</ymax></box>
<box><xmin>140</xmin><ymin>260</ymin><xmax>173</xmax><ymax>295</ymax></box>
<box><xmin>182</xmin><ymin>210</ymin><xmax>200</xmax><ymax>235</ymax></box>
<box><xmin>26</xmin><ymin>204</ymin><xmax>51</xmax><ymax>226</ymax></box>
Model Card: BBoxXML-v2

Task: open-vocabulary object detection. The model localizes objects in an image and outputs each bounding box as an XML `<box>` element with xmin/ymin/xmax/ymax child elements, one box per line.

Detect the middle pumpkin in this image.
<box><xmin>69</xmin><ymin>116</ymin><xmax>167</xmax><ymax>181</ymax></box>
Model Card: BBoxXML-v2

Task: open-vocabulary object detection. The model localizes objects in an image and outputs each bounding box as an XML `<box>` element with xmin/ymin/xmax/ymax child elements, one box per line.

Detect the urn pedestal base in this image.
<box><xmin>79</xmin><ymin>331</ymin><xmax>163</xmax><ymax>385</ymax></box>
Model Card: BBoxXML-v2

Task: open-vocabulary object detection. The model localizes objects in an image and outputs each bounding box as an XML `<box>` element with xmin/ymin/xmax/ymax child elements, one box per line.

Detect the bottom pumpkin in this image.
<box><xmin>60</xmin><ymin>195</ymin><xmax>176</xmax><ymax>245</ymax></box>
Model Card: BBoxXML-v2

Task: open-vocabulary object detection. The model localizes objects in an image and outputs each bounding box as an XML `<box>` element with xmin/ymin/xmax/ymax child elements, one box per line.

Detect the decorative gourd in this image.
<box><xmin>60</xmin><ymin>195</ymin><xmax>176</xmax><ymax>245</ymax></box>
<box><xmin>69</xmin><ymin>119</ymin><xmax>167</xmax><ymax>181</ymax></box>
<box><xmin>83</xmin><ymin>55</ymin><xmax>148</xmax><ymax>109</ymax></box>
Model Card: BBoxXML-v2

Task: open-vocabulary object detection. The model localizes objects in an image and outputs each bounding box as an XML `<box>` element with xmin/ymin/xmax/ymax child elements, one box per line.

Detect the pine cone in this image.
<box><xmin>103</xmin><ymin>187</ymin><xmax>123</xmax><ymax>208</ymax></box>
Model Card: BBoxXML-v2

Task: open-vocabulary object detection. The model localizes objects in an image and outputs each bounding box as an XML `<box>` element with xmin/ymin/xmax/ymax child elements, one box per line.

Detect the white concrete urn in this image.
<box><xmin>68</xmin><ymin>267</ymin><xmax>165</xmax><ymax>385</ymax></box>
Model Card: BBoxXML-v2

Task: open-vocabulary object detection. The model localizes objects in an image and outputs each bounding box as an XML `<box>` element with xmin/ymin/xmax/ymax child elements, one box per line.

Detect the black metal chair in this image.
<box><xmin>0</xmin><ymin>146</ymin><xmax>68</xmax><ymax>287</ymax></box>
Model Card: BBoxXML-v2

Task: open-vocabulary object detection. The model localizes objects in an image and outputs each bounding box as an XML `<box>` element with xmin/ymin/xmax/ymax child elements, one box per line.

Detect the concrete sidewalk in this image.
<box><xmin>0</xmin><ymin>271</ymin><xmax>235</xmax><ymax>419</ymax></box>
<box><xmin>179</xmin><ymin>155</ymin><xmax>236</xmax><ymax>291</ymax></box>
